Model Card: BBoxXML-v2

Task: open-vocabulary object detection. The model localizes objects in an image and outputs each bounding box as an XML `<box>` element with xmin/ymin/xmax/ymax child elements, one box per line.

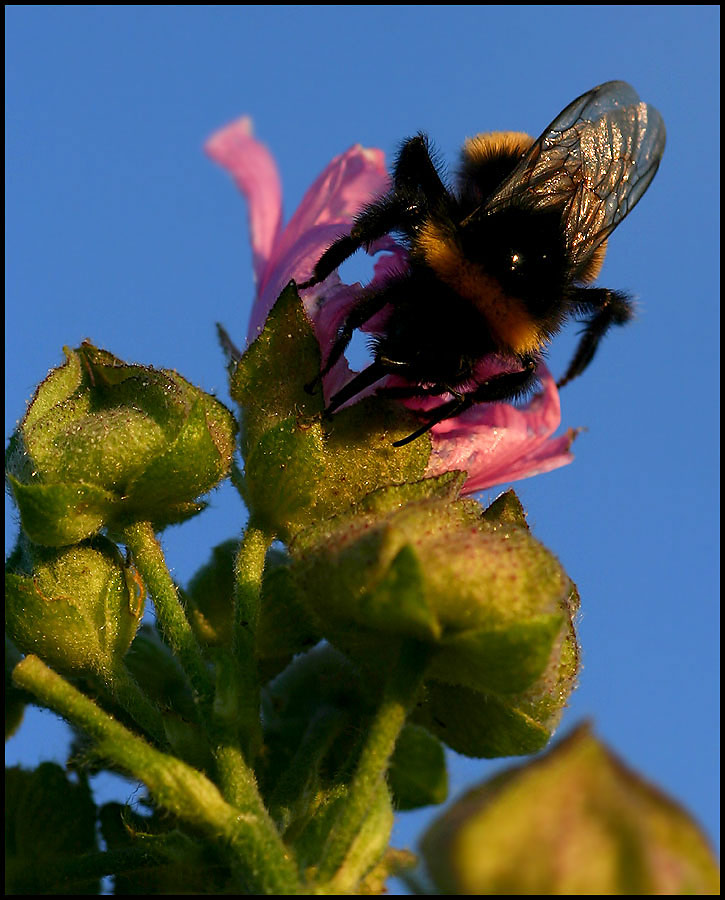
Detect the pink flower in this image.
<box><xmin>205</xmin><ymin>117</ymin><xmax>577</xmax><ymax>494</ymax></box>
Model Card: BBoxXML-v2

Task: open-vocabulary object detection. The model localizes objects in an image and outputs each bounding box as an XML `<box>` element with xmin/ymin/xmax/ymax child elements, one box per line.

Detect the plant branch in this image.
<box><xmin>12</xmin><ymin>655</ymin><xmax>302</xmax><ymax>895</ymax></box>
<box><xmin>102</xmin><ymin>663</ymin><xmax>168</xmax><ymax>746</ymax></box>
<box><xmin>121</xmin><ymin>521</ymin><xmax>214</xmax><ymax>709</ymax></box>
<box><xmin>315</xmin><ymin>639</ymin><xmax>431</xmax><ymax>884</ymax></box>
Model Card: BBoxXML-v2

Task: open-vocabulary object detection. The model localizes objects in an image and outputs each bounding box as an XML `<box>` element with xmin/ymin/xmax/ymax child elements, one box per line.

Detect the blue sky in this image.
<box><xmin>6</xmin><ymin>4</ymin><xmax>719</xmax><ymax>881</ymax></box>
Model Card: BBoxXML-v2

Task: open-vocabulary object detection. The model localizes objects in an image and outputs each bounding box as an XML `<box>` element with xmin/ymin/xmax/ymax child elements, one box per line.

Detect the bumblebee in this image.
<box><xmin>300</xmin><ymin>81</ymin><xmax>666</xmax><ymax>446</ymax></box>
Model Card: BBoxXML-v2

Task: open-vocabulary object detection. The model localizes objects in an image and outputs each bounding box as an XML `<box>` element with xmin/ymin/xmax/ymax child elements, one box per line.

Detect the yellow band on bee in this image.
<box><xmin>419</xmin><ymin>221</ymin><xmax>546</xmax><ymax>355</ymax></box>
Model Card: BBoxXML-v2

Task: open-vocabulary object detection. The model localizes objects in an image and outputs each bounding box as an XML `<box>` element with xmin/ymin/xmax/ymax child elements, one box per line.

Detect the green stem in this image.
<box><xmin>316</xmin><ymin>640</ymin><xmax>431</xmax><ymax>884</ymax></box>
<box><xmin>231</xmin><ymin>520</ymin><xmax>272</xmax><ymax>757</ymax></box>
<box><xmin>121</xmin><ymin>521</ymin><xmax>272</xmax><ymax>825</ymax></box>
<box><xmin>210</xmin><ymin>653</ymin><xmax>270</xmax><ymax>814</ymax></box>
<box><xmin>213</xmin><ymin>741</ymin><xmax>263</xmax><ymax>812</ymax></box>
<box><xmin>103</xmin><ymin>663</ymin><xmax>167</xmax><ymax>746</ymax></box>
<box><xmin>121</xmin><ymin>521</ymin><xmax>213</xmax><ymax>708</ymax></box>
<box><xmin>212</xmin><ymin>522</ymin><xmax>272</xmax><ymax>807</ymax></box>
<box><xmin>12</xmin><ymin>655</ymin><xmax>302</xmax><ymax>895</ymax></box>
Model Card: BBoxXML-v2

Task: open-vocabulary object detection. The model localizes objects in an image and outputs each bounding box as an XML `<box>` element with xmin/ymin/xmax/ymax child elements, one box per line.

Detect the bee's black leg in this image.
<box><xmin>324</xmin><ymin>360</ymin><xmax>390</xmax><ymax>415</ymax></box>
<box><xmin>392</xmin><ymin>390</ymin><xmax>470</xmax><ymax>447</ymax></box>
<box><xmin>377</xmin><ymin>383</ymin><xmax>445</xmax><ymax>400</ymax></box>
<box><xmin>304</xmin><ymin>285</ymin><xmax>397</xmax><ymax>394</ymax></box>
<box><xmin>558</xmin><ymin>288</ymin><xmax>634</xmax><ymax>387</ymax></box>
<box><xmin>299</xmin><ymin>134</ymin><xmax>449</xmax><ymax>291</ymax></box>
<box><xmin>298</xmin><ymin>194</ymin><xmax>409</xmax><ymax>289</ymax></box>
<box><xmin>392</xmin><ymin>358</ymin><xmax>540</xmax><ymax>447</ymax></box>
<box><xmin>297</xmin><ymin>234</ymin><xmax>366</xmax><ymax>290</ymax></box>
<box><xmin>469</xmin><ymin>356</ymin><xmax>539</xmax><ymax>403</ymax></box>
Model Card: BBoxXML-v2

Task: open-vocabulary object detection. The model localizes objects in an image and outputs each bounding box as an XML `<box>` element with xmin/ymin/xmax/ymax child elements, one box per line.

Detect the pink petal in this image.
<box><xmin>257</xmin><ymin>145</ymin><xmax>391</xmax><ymax>337</ymax></box>
<box><xmin>282</xmin><ymin>146</ymin><xmax>389</xmax><ymax>254</ymax></box>
<box><xmin>426</xmin><ymin>366</ymin><xmax>577</xmax><ymax>493</ymax></box>
<box><xmin>251</xmin><ymin>223</ymin><xmax>351</xmax><ymax>341</ymax></box>
<box><xmin>204</xmin><ymin>117</ymin><xmax>283</xmax><ymax>289</ymax></box>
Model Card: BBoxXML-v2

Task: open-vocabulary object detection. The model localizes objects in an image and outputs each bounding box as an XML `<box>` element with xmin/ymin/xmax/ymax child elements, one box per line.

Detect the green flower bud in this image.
<box><xmin>288</xmin><ymin>484</ymin><xmax>579</xmax><ymax>757</ymax></box>
<box><xmin>6</xmin><ymin>342</ymin><xmax>237</xmax><ymax>546</ymax></box>
<box><xmin>291</xmin><ymin>485</ymin><xmax>572</xmax><ymax>686</ymax></box>
<box><xmin>5</xmin><ymin>535</ymin><xmax>144</xmax><ymax>677</ymax></box>
<box><xmin>421</xmin><ymin>724</ymin><xmax>720</xmax><ymax>895</ymax></box>
<box><xmin>412</xmin><ymin>578</ymin><xmax>580</xmax><ymax>758</ymax></box>
<box><xmin>228</xmin><ymin>283</ymin><xmax>429</xmax><ymax>541</ymax></box>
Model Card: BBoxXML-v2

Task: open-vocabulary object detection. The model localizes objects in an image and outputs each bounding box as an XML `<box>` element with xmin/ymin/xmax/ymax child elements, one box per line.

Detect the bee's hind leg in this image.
<box><xmin>558</xmin><ymin>288</ymin><xmax>634</xmax><ymax>388</ymax></box>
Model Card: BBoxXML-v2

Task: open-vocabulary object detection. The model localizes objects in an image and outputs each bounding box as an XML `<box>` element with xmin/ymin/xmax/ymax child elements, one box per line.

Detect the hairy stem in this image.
<box><xmin>103</xmin><ymin>663</ymin><xmax>167</xmax><ymax>746</ymax></box>
<box><xmin>121</xmin><ymin>521</ymin><xmax>213</xmax><ymax>708</ymax></box>
<box><xmin>121</xmin><ymin>521</ymin><xmax>275</xmax><ymax>825</ymax></box>
<box><xmin>13</xmin><ymin>656</ymin><xmax>302</xmax><ymax>895</ymax></box>
<box><xmin>316</xmin><ymin>639</ymin><xmax>431</xmax><ymax>884</ymax></box>
<box><xmin>232</xmin><ymin>520</ymin><xmax>272</xmax><ymax>757</ymax></box>
<box><xmin>212</xmin><ymin>521</ymin><xmax>273</xmax><ymax>808</ymax></box>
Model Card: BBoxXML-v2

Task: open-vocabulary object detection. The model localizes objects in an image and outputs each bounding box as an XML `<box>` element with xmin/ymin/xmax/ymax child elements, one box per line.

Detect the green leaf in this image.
<box><xmin>413</xmin><ymin>681</ymin><xmax>552</xmax><ymax>759</ymax></box>
<box><xmin>125</xmin><ymin>625</ymin><xmax>197</xmax><ymax>721</ymax></box>
<box><xmin>482</xmin><ymin>488</ymin><xmax>529</xmax><ymax>530</ymax></box>
<box><xmin>183</xmin><ymin>539</ymin><xmax>238</xmax><ymax>646</ymax></box>
<box><xmin>389</xmin><ymin>724</ymin><xmax>448</xmax><ymax>810</ymax></box>
<box><xmin>99</xmin><ymin>802</ymin><xmax>227</xmax><ymax>895</ymax></box>
<box><xmin>5</xmin><ymin>763</ymin><xmax>99</xmax><ymax>894</ymax></box>
<box><xmin>431</xmin><ymin>614</ymin><xmax>565</xmax><ymax>695</ymax></box>
<box><xmin>317</xmin><ymin>393</ymin><xmax>431</xmax><ymax>517</ymax></box>
<box><xmin>242</xmin><ymin>417</ymin><xmax>328</xmax><ymax>539</ymax></box>
<box><xmin>21</xmin><ymin>346</ymin><xmax>84</xmax><ymax>432</ymax></box>
<box><xmin>257</xmin><ymin>549</ymin><xmax>320</xmax><ymax>673</ymax></box>
<box><xmin>230</xmin><ymin>281</ymin><xmax>324</xmax><ymax>451</ymax></box>
<box><xmin>357</xmin><ymin>471</ymin><xmax>468</xmax><ymax>516</ymax></box>
<box><xmin>127</xmin><ymin>397</ymin><xmax>235</xmax><ymax>519</ymax></box>
<box><xmin>362</xmin><ymin>543</ymin><xmax>440</xmax><ymax>641</ymax></box>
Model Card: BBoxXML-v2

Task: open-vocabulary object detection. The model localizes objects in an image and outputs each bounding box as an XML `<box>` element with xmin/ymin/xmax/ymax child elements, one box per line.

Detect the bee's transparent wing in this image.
<box><xmin>484</xmin><ymin>81</ymin><xmax>666</xmax><ymax>268</ymax></box>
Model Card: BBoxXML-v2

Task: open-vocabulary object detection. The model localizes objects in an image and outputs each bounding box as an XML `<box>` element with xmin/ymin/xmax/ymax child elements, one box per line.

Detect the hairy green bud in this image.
<box><xmin>422</xmin><ymin>724</ymin><xmax>720</xmax><ymax>894</ymax></box>
<box><xmin>5</xmin><ymin>535</ymin><xmax>144</xmax><ymax>677</ymax></box>
<box><xmin>6</xmin><ymin>342</ymin><xmax>236</xmax><ymax>545</ymax></box>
